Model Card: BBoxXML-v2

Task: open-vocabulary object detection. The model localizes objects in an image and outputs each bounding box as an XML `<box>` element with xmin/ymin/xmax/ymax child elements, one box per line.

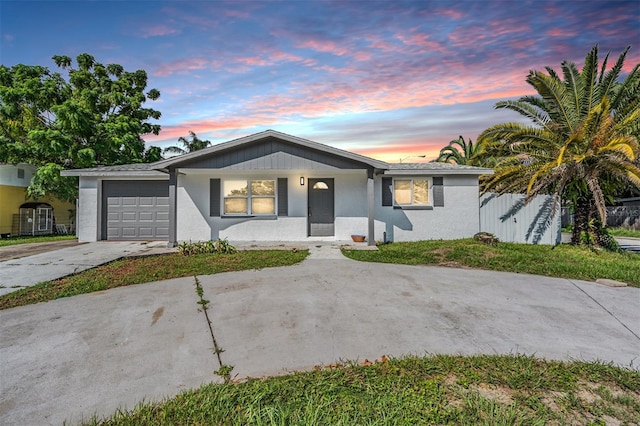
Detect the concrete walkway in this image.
<box><xmin>1</xmin><ymin>244</ymin><xmax>638</xmax><ymax>425</ymax></box>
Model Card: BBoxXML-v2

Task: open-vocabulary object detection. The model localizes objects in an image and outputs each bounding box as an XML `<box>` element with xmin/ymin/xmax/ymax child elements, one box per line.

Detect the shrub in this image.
<box><xmin>177</xmin><ymin>238</ymin><xmax>237</xmax><ymax>256</ymax></box>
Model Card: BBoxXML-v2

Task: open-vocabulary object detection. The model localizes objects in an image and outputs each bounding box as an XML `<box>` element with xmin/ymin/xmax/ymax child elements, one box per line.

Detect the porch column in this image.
<box><xmin>168</xmin><ymin>167</ymin><xmax>177</xmax><ymax>248</ymax></box>
<box><xmin>367</xmin><ymin>170</ymin><xmax>375</xmax><ymax>246</ymax></box>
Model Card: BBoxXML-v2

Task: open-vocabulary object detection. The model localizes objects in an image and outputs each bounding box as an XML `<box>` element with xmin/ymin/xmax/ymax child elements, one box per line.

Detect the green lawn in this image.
<box><xmin>85</xmin><ymin>354</ymin><xmax>640</xmax><ymax>425</ymax></box>
<box><xmin>0</xmin><ymin>234</ymin><xmax>77</xmax><ymax>247</ymax></box>
<box><xmin>608</xmin><ymin>228</ymin><xmax>640</xmax><ymax>238</ymax></box>
<box><xmin>0</xmin><ymin>250</ymin><xmax>307</xmax><ymax>310</ymax></box>
<box><xmin>343</xmin><ymin>239</ymin><xmax>640</xmax><ymax>287</ymax></box>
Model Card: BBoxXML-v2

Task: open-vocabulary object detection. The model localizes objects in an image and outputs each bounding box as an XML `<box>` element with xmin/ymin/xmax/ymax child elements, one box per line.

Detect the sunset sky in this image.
<box><xmin>2</xmin><ymin>0</ymin><xmax>639</xmax><ymax>162</ymax></box>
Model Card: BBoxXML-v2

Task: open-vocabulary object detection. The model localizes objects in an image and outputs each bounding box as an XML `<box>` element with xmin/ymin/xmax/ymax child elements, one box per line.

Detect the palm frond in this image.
<box><xmin>495</xmin><ymin>100</ymin><xmax>550</xmax><ymax>128</ymax></box>
<box><xmin>600</xmin><ymin>46</ymin><xmax>630</xmax><ymax>97</ymax></box>
<box><xmin>527</xmin><ymin>71</ymin><xmax>576</xmax><ymax>132</ymax></box>
<box><xmin>580</xmin><ymin>45</ymin><xmax>599</xmax><ymax>115</ymax></box>
<box><xmin>561</xmin><ymin>59</ymin><xmax>583</xmax><ymax>118</ymax></box>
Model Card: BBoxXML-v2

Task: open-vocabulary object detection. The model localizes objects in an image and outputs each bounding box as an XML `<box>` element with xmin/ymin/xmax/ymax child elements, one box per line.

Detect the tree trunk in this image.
<box><xmin>571</xmin><ymin>193</ymin><xmax>599</xmax><ymax>246</ymax></box>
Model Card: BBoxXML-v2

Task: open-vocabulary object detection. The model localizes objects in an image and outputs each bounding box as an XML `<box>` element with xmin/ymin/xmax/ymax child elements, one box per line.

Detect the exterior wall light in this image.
<box><xmin>300</xmin><ymin>177</ymin><xmax>305</xmax><ymax>186</ymax></box>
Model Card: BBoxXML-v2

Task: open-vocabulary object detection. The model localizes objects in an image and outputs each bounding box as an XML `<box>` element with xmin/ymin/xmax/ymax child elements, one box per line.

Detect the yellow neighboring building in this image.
<box><xmin>0</xmin><ymin>163</ymin><xmax>76</xmax><ymax>236</ymax></box>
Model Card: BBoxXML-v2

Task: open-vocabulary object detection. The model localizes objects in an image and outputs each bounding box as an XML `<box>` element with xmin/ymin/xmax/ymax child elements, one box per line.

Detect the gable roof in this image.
<box><xmin>61</xmin><ymin>130</ymin><xmax>493</xmax><ymax>176</ymax></box>
<box><xmin>152</xmin><ymin>129</ymin><xmax>389</xmax><ymax>170</ymax></box>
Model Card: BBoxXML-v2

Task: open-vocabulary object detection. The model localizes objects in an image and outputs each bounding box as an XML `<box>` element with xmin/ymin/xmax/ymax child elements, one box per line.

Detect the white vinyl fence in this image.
<box><xmin>480</xmin><ymin>193</ymin><xmax>561</xmax><ymax>245</ymax></box>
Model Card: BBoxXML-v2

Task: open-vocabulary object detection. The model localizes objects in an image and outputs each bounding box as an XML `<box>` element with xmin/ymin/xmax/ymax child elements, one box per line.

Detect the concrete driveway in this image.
<box><xmin>0</xmin><ymin>241</ymin><xmax>173</xmax><ymax>296</ymax></box>
<box><xmin>1</xmin><ymin>244</ymin><xmax>639</xmax><ymax>425</ymax></box>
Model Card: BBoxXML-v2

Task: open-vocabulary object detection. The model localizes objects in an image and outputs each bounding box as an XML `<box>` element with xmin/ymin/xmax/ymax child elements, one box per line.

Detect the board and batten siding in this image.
<box><xmin>480</xmin><ymin>193</ymin><xmax>561</xmax><ymax>245</ymax></box>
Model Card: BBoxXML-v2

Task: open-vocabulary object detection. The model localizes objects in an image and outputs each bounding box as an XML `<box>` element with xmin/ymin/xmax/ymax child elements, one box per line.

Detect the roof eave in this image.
<box><xmin>384</xmin><ymin>168</ymin><xmax>494</xmax><ymax>176</ymax></box>
<box><xmin>60</xmin><ymin>170</ymin><xmax>167</xmax><ymax>177</ymax></box>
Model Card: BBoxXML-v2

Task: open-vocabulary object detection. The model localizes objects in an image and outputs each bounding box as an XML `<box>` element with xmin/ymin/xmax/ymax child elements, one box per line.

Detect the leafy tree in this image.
<box><xmin>0</xmin><ymin>53</ymin><xmax>163</xmax><ymax>201</ymax></box>
<box><xmin>435</xmin><ymin>135</ymin><xmax>489</xmax><ymax>165</ymax></box>
<box><xmin>479</xmin><ymin>45</ymin><xmax>640</xmax><ymax>248</ymax></box>
<box><xmin>163</xmin><ymin>131</ymin><xmax>211</xmax><ymax>156</ymax></box>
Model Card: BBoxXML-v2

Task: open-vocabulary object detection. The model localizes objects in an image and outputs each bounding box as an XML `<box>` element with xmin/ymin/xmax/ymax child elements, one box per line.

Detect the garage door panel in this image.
<box><xmin>121</xmin><ymin>212</ymin><xmax>137</xmax><ymax>221</ymax></box>
<box><xmin>107</xmin><ymin>227</ymin><xmax>122</xmax><ymax>238</ymax></box>
<box><xmin>121</xmin><ymin>227</ymin><xmax>138</xmax><ymax>238</ymax></box>
<box><xmin>155</xmin><ymin>228</ymin><xmax>169</xmax><ymax>238</ymax></box>
<box><xmin>102</xmin><ymin>181</ymin><xmax>170</xmax><ymax>241</ymax></box>
<box><xmin>138</xmin><ymin>228</ymin><xmax>154</xmax><ymax>237</ymax></box>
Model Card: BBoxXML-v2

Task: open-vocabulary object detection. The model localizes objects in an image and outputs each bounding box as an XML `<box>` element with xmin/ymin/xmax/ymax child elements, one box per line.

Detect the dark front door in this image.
<box><xmin>308</xmin><ymin>178</ymin><xmax>334</xmax><ymax>236</ymax></box>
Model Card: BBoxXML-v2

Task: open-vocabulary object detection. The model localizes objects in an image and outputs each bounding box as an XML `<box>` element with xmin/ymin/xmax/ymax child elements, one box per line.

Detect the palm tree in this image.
<box><xmin>435</xmin><ymin>136</ymin><xmax>488</xmax><ymax>166</ymax></box>
<box><xmin>163</xmin><ymin>131</ymin><xmax>211</xmax><ymax>156</ymax></box>
<box><xmin>479</xmin><ymin>45</ymin><xmax>640</xmax><ymax>248</ymax></box>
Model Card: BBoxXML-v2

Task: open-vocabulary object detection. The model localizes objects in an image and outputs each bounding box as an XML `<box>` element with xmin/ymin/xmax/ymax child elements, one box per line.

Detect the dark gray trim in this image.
<box><xmin>210</xmin><ymin>178</ymin><xmax>221</xmax><ymax>217</ymax></box>
<box><xmin>433</xmin><ymin>177</ymin><xmax>444</xmax><ymax>207</ymax></box>
<box><xmin>381</xmin><ymin>177</ymin><xmax>393</xmax><ymax>206</ymax></box>
<box><xmin>367</xmin><ymin>177</ymin><xmax>375</xmax><ymax>246</ymax></box>
<box><xmin>168</xmin><ymin>170</ymin><xmax>177</xmax><ymax>247</ymax></box>
<box><xmin>277</xmin><ymin>178</ymin><xmax>288</xmax><ymax>216</ymax></box>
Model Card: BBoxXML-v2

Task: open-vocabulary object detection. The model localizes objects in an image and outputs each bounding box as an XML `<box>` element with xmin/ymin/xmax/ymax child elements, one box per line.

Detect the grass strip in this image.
<box><xmin>608</xmin><ymin>228</ymin><xmax>640</xmax><ymax>238</ymax></box>
<box><xmin>0</xmin><ymin>234</ymin><xmax>77</xmax><ymax>247</ymax></box>
<box><xmin>0</xmin><ymin>250</ymin><xmax>307</xmax><ymax>310</ymax></box>
<box><xmin>343</xmin><ymin>239</ymin><xmax>640</xmax><ymax>287</ymax></box>
<box><xmin>85</xmin><ymin>354</ymin><xmax>640</xmax><ymax>425</ymax></box>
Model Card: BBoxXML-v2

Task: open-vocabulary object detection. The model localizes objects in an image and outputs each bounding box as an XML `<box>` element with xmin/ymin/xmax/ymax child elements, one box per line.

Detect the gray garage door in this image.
<box><xmin>102</xmin><ymin>181</ymin><xmax>169</xmax><ymax>241</ymax></box>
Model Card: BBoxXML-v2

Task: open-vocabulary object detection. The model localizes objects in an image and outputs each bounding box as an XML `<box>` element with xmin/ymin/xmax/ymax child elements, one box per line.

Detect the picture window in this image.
<box><xmin>223</xmin><ymin>179</ymin><xmax>275</xmax><ymax>215</ymax></box>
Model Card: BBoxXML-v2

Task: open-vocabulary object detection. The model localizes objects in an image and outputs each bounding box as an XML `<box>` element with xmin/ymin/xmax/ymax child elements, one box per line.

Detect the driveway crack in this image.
<box><xmin>569</xmin><ymin>279</ymin><xmax>640</xmax><ymax>341</ymax></box>
<box><xmin>193</xmin><ymin>276</ymin><xmax>229</xmax><ymax>379</ymax></box>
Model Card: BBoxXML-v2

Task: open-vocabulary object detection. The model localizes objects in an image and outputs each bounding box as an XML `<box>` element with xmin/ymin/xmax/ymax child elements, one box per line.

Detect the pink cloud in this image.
<box><xmin>354</xmin><ymin>51</ymin><xmax>371</xmax><ymax>61</ymax></box>
<box><xmin>154</xmin><ymin>57</ymin><xmax>211</xmax><ymax>76</ymax></box>
<box><xmin>238</xmin><ymin>63</ymin><xmax>534</xmax><ymax>122</ymax></box>
<box><xmin>434</xmin><ymin>8</ymin><xmax>466</xmax><ymax>20</ymax></box>
<box><xmin>510</xmin><ymin>39</ymin><xmax>536</xmax><ymax>49</ymax></box>
<box><xmin>297</xmin><ymin>39</ymin><xmax>350</xmax><ymax>56</ymax></box>
<box><xmin>235</xmin><ymin>56</ymin><xmax>271</xmax><ymax>66</ymax></box>
<box><xmin>139</xmin><ymin>25</ymin><xmax>181</xmax><ymax>38</ymax></box>
<box><xmin>546</xmin><ymin>28</ymin><xmax>577</xmax><ymax>37</ymax></box>
<box><xmin>365</xmin><ymin>35</ymin><xmax>400</xmax><ymax>52</ymax></box>
<box><xmin>488</xmin><ymin>19</ymin><xmax>531</xmax><ymax>37</ymax></box>
<box><xmin>225</xmin><ymin>9</ymin><xmax>250</xmax><ymax>18</ymax></box>
<box><xmin>395</xmin><ymin>32</ymin><xmax>447</xmax><ymax>53</ymax></box>
<box><xmin>146</xmin><ymin>116</ymin><xmax>276</xmax><ymax>142</ymax></box>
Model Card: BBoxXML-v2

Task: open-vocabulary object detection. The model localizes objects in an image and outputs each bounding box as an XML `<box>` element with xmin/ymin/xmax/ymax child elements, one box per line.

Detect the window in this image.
<box><xmin>223</xmin><ymin>179</ymin><xmax>275</xmax><ymax>215</ymax></box>
<box><xmin>17</xmin><ymin>168</ymin><xmax>25</xmax><ymax>179</ymax></box>
<box><xmin>394</xmin><ymin>179</ymin><xmax>430</xmax><ymax>206</ymax></box>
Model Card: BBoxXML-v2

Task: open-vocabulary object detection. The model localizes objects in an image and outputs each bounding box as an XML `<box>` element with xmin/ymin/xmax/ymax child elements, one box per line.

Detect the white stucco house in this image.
<box><xmin>62</xmin><ymin>130</ymin><xmax>493</xmax><ymax>246</ymax></box>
